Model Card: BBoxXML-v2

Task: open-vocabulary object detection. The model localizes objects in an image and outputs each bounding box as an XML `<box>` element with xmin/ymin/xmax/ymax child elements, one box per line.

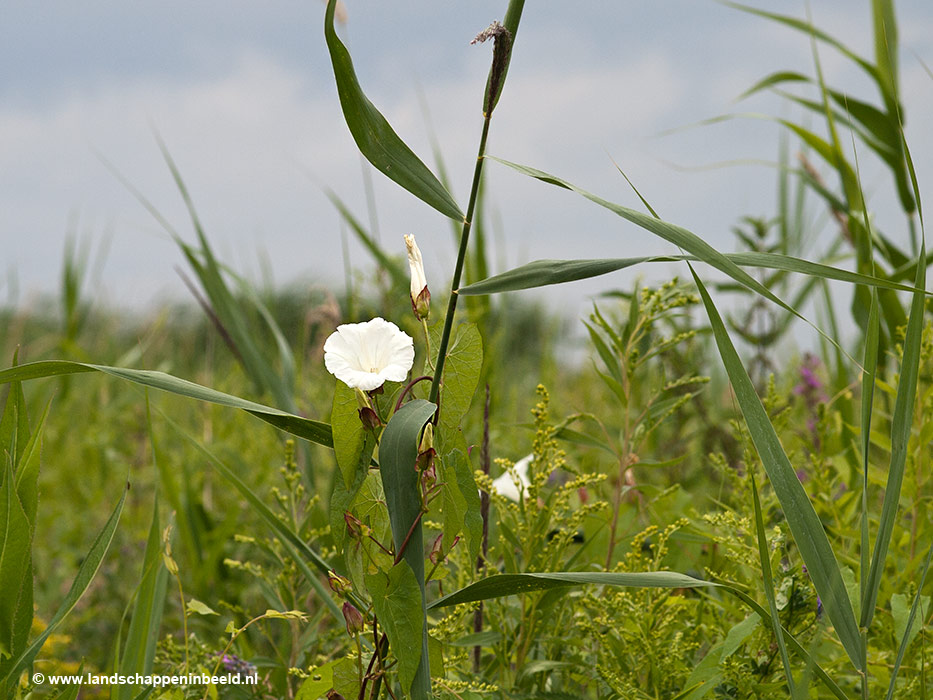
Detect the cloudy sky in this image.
<box><xmin>2</xmin><ymin>1</ymin><xmax>932</xmax><ymax>321</ymax></box>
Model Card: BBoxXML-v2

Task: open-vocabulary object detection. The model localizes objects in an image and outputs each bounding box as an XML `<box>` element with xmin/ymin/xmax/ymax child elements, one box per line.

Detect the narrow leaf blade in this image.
<box><xmin>324</xmin><ymin>0</ymin><xmax>463</xmax><ymax>221</ymax></box>
<box><xmin>0</xmin><ymin>360</ymin><xmax>333</xmax><ymax>448</ymax></box>
<box><xmin>862</xmin><ymin>241</ymin><xmax>926</xmax><ymax>628</ymax></box>
<box><xmin>689</xmin><ymin>264</ymin><xmax>862</xmax><ymax>670</ymax></box>
<box><xmin>0</xmin><ymin>485</ymin><xmax>127</xmax><ymax>689</ymax></box>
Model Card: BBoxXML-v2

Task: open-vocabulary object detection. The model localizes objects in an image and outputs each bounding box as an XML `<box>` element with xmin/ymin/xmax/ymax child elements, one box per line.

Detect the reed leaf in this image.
<box><xmin>457</xmin><ymin>252</ymin><xmax>928</xmax><ymax>297</ymax></box>
<box><xmin>751</xmin><ymin>470</ymin><xmax>795</xmax><ymax>695</ymax></box>
<box><xmin>861</xmin><ymin>242</ymin><xmax>926</xmax><ymax>628</ymax></box>
<box><xmin>0</xmin><ymin>360</ymin><xmax>333</xmax><ymax>448</ymax></box>
<box><xmin>115</xmin><ymin>499</ymin><xmax>168</xmax><ymax>700</ymax></box>
<box><xmin>324</xmin><ymin>0</ymin><xmax>463</xmax><ymax>222</ymax></box>
<box><xmin>488</xmin><ymin>157</ymin><xmax>860</xmax><ymax>338</ymax></box>
<box><xmin>688</xmin><ymin>263</ymin><xmax>862</xmax><ymax>670</ymax></box>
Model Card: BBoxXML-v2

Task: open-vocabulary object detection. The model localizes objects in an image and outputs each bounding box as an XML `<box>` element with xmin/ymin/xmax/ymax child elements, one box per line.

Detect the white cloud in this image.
<box><xmin>1</xmin><ymin>2</ymin><xmax>930</xmax><ymax>322</ymax></box>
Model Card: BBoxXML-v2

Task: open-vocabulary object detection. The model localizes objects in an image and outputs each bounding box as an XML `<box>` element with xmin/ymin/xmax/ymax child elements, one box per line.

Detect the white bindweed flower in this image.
<box><xmin>404</xmin><ymin>234</ymin><xmax>430</xmax><ymax>319</ymax></box>
<box><xmin>491</xmin><ymin>454</ymin><xmax>532</xmax><ymax>502</ymax></box>
<box><xmin>323</xmin><ymin>317</ymin><xmax>415</xmax><ymax>391</ymax></box>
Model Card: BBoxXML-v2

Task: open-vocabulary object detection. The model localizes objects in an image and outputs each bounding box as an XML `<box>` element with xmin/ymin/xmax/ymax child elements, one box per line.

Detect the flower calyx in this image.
<box><xmin>355</xmin><ymin>388</ymin><xmax>382</xmax><ymax>432</ymax></box>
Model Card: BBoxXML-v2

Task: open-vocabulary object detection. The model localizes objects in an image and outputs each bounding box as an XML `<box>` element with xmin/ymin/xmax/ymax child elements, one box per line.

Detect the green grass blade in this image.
<box><xmin>457</xmin><ymin>251</ymin><xmax>927</xmax><ymax>297</ymax></box>
<box><xmin>0</xmin><ymin>457</ymin><xmax>30</xmax><ymax>664</ymax></box>
<box><xmin>739</xmin><ymin>70</ymin><xmax>810</xmax><ymax>99</ymax></box>
<box><xmin>861</xmin><ymin>241</ymin><xmax>926</xmax><ymax>629</ymax></box>
<box><xmin>885</xmin><ymin>541</ymin><xmax>933</xmax><ymax>700</ymax></box>
<box><xmin>459</xmin><ymin>257</ymin><xmax>652</xmax><ymax>294</ymax></box>
<box><xmin>175</xmin><ymin>237</ymin><xmax>292</xmax><ymax>408</ymax></box>
<box><xmin>900</xmin><ymin>123</ymin><xmax>924</xmax><ymax>227</ymax></box>
<box><xmin>872</xmin><ymin>0</ymin><xmax>899</xmax><ymax>107</ymax></box>
<box><xmin>117</xmin><ymin>498</ymin><xmax>168</xmax><ymax>700</ymax></box>
<box><xmin>156</xmin><ymin>135</ymin><xmax>293</xmax><ymax>404</ymax></box>
<box><xmin>378</xmin><ymin>399</ymin><xmax>437</xmax><ymax>700</ymax></box>
<box><xmin>751</xmin><ymin>470</ymin><xmax>796</xmax><ymax>695</ymax></box>
<box><xmin>689</xmin><ymin>263</ymin><xmax>862</xmax><ymax>670</ymax></box>
<box><xmin>860</xmin><ymin>288</ymin><xmax>880</xmax><ymax>610</ymax></box>
<box><xmin>12</xmin><ymin>399</ymin><xmax>50</xmax><ymax>528</ymax></box>
<box><xmin>721</xmin><ymin>2</ymin><xmax>883</xmax><ymax>94</ymax></box>
<box><xmin>730</xmin><ymin>589</ymin><xmax>846</xmax><ymax>700</ymax></box>
<box><xmin>0</xmin><ymin>352</ymin><xmax>30</xmax><ymax>467</ymax></box>
<box><xmin>430</xmin><ymin>571</ymin><xmax>720</xmax><ymax>607</ymax></box>
<box><xmin>0</xmin><ymin>484</ymin><xmax>127</xmax><ymax>690</ymax></box>
<box><xmin>0</xmin><ymin>360</ymin><xmax>333</xmax><ymax>448</ymax></box>
<box><xmin>324</xmin><ymin>0</ymin><xmax>463</xmax><ymax>222</ymax></box>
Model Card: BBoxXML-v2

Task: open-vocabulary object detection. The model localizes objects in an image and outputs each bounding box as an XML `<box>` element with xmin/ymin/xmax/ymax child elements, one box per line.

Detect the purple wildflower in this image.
<box><xmin>793</xmin><ymin>354</ymin><xmax>828</xmax><ymax>450</ymax></box>
<box><xmin>215</xmin><ymin>652</ymin><xmax>258</xmax><ymax>681</ymax></box>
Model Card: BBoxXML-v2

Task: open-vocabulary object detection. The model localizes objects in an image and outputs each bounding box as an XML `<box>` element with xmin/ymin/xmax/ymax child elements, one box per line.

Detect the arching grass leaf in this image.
<box><xmin>457</xmin><ymin>252</ymin><xmax>928</xmax><ymax>297</ymax></box>
<box><xmin>324</xmin><ymin>0</ymin><xmax>463</xmax><ymax>222</ymax></box>
<box><xmin>0</xmin><ymin>361</ymin><xmax>333</xmax><ymax>448</ymax></box>
<box><xmin>688</xmin><ymin>263</ymin><xmax>862</xmax><ymax>671</ymax></box>
<box><xmin>861</xmin><ymin>242</ymin><xmax>926</xmax><ymax>628</ymax></box>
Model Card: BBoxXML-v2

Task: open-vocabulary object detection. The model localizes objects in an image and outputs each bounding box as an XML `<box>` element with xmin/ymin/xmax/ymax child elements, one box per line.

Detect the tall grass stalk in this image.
<box><xmin>428</xmin><ymin>114</ymin><xmax>490</xmax><ymax>409</ymax></box>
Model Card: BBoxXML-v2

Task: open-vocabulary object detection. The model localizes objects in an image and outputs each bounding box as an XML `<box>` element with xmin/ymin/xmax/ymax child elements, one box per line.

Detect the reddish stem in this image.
<box><xmin>394</xmin><ymin>375</ymin><xmax>433</xmax><ymax>412</ymax></box>
<box><xmin>393</xmin><ymin>510</ymin><xmax>426</xmax><ymax>565</ymax></box>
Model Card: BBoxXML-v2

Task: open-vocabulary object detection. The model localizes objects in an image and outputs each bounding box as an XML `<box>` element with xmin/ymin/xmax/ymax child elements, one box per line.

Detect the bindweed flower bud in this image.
<box><xmin>405</xmin><ymin>235</ymin><xmax>430</xmax><ymax>320</ymax></box>
<box><xmin>342</xmin><ymin>602</ymin><xmax>365</xmax><ymax>636</ymax></box>
<box><xmin>417</xmin><ymin>423</ymin><xmax>437</xmax><ymax>486</ymax></box>
<box><xmin>418</xmin><ymin>423</ymin><xmax>434</xmax><ymax>455</ymax></box>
